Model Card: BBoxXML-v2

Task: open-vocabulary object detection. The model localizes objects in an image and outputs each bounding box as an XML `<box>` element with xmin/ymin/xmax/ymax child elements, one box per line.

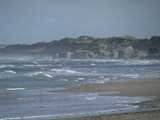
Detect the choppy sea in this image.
<box><xmin>0</xmin><ymin>58</ymin><xmax>160</xmax><ymax>120</ymax></box>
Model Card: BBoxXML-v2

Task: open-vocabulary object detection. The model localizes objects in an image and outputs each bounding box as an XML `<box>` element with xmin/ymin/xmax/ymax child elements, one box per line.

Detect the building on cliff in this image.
<box><xmin>113</xmin><ymin>45</ymin><xmax>134</xmax><ymax>59</ymax></box>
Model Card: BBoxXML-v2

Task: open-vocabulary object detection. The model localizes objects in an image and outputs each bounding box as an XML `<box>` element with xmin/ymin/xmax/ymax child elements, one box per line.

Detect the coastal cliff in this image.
<box><xmin>0</xmin><ymin>36</ymin><xmax>160</xmax><ymax>59</ymax></box>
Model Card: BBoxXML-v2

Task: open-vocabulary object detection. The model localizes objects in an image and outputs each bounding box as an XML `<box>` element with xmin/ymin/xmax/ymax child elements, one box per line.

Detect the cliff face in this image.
<box><xmin>0</xmin><ymin>36</ymin><xmax>160</xmax><ymax>59</ymax></box>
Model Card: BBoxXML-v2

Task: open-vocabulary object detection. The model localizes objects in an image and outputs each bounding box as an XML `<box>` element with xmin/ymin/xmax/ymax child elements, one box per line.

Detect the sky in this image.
<box><xmin>0</xmin><ymin>0</ymin><xmax>160</xmax><ymax>44</ymax></box>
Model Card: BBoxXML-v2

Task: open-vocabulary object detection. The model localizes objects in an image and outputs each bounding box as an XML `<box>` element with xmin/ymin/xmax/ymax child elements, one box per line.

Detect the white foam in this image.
<box><xmin>43</xmin><ymin>74</ymin><xmax>53</xmax><ymax>78</ymax></box>
<box><xmin>37</xmin><ymin>64</ymin><xmax>52</xmax><ymax>67</ymax></box>
<box><xmin>17</xmin><ymin>97</ymin><xmax>34</xmax><ymax>100</ymax></box>
<box><xmin>0</xmin><ymin>65</ymin><xmax>14</xmax><ymax>68</ymax></box>
<box><xmin>17</xmin><ymin>98</ymin><xmax>23</xmax><ymax>100</ymax></box>
<box><xmin>134</xmin><ymin>106</ymin><xmax>139</xmax><ymax>108</ymax></box>
<box><xmin>85</xmin><ymin>97</ymin><xmax>96</xmax><ymax>100</ymax></box>
<box><xmin>24</xmin><ymin>64</ymin><xmax>52</xmax><ymax>67</ymax></box>
<box><xmin>26</xmin><ymin>72</ymin><xmax>53</xmax><ymax>78</ymax></box>
<box><xmin>77</xmin><ymin>78</ymin><xmax>84</xmax><ymax>80</ymax></box>
<box><xmin>33</xmin><ymin>61</ymin><xmax>38</xmax><ymax>64</ymax></box>
<box><xmin>95</xmin><ymin>60</ymin><xmax>106</xmax><ymax>63</ymax></box>
<box><xmin>120</xmin><ymin>74</ymin><xmax>139</xmax><ymax>78</ymax></box>
<box><xmin>97</xmin><ymin>81</ymin><xmax>105</xmax><ymax>83</ymax></box>
<box><xmin>116</xmin><ymin>104</ymin><xmax>130</xmax><ymax>106</ymax></box>
<box><xmin>54</xmin><ymin>59</ymin><xmax>58</xmax><ymax>62</ymax></box>
<box><xmin>0</xmin><ymin>117</ymin><xmax>21</xmax><ymax>120</ymax></box>
<box><xmin>26</xmin><ymin>71</ymin><xmax>43</xmax><ymax>77</ymax></box>
<box><xmin>60</xmin><ymin>79</ymin><xmax>68</xmax><ymax>82</ymax></box>
<box><xmin>51</xmin><ymin>68</ymin><xmax>80</xmax><ymax>74</ymax></box>
<box><xmin>103</xmin><ymin>78</ymin><xmax>110</xmax><ymax>81</ymax></box>
<box><xmin>90</xmin><ymin>63</ymin><xmax>96</xmax><ymax>66</ymax></box>
<box><xmin>4</xmin><ymin>70</ymin><xmax>16</xmax><ymax>74</ymax></box>
<box><xmin>0</xmin><ymin>114</ymin><xmax>73</xmax><ymax>120</ymax></box>
<box><xmin>6</xmin><ymin>88</ymin><xmax>26</xmax><ymax>91</ymax></box>
<box><xmin>23</xmin><ymin>64</ymin><xmax>35</xmax><ymax>67</ymax></box>
<box><xmin>120</xmin><ymin>60</ymin><xmax>160</xmax><ymax>65</ymax></box>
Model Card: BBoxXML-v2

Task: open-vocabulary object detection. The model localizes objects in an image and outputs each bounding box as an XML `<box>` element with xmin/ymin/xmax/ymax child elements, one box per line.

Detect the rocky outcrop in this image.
<box><xmin>0</xmin><ymin>35</ymin><xmax>160</xmax><ymax>59</ymax></box>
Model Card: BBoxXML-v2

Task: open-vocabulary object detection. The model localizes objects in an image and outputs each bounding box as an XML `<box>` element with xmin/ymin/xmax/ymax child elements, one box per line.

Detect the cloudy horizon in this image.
<box><xmin>0</xmin><ymin>0</ymin><xmax>160</xmax><ymax>44</ymax></box>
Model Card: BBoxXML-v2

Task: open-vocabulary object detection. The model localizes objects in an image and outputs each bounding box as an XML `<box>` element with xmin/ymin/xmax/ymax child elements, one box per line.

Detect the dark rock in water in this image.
<box><xmin>0</xmin><ymin>35</ymin><xmax>160</xmax><ymax>59</ymax></box>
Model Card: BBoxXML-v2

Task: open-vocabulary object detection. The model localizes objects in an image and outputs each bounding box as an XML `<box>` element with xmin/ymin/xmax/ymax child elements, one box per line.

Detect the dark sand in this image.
<box><xmin>53</xmin><ymin>79</ymin><xmax>160</xmax><ymax>120</ymax></box>
<box><xmin>57</xmin><ymin>110</ymin><xmax>160</xmax><ymax>120</ymax></box>
<box><xmin>55</xmin><ymin>79</ymin><xmax>160</xmax><ymax>97</ymax></box>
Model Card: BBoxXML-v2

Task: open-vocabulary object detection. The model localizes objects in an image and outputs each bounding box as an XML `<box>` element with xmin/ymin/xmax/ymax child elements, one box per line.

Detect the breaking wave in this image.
<box><xmin>4</xmin><ymin>70</ymin><xmax>17</xmax><ymax>74</ymax></box>
<box><xmin>25</xmin><ymin>72</ymin><xmax>53</xmax><ymax>78</ymax></box>
<box><xmin>50</xmin><ymin>68</ymin><xmax>81</xmax><ymax>74</ymax></box>
<box><xmin>0</xmin><ymin>65</ymin><xmax>15</xmax><ymax>68</ymax></box>
<box><xmin>6</xmin><ymin>88</ymin><xmax>26</xmax><ymax>91</ymax></box>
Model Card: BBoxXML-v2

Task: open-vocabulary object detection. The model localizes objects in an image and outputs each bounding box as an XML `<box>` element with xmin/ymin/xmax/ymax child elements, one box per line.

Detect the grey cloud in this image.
<box><xmin>0</xmin><ymin>0</ymin><xmax>160</xmax><ymax>44</ymax></box>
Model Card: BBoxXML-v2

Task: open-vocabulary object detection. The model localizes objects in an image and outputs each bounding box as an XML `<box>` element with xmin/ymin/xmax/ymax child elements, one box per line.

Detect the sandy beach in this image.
<box><xmin>53</xmin><ymin>79</ymin><xmax>160</xmax><ymax>120</ymax></box>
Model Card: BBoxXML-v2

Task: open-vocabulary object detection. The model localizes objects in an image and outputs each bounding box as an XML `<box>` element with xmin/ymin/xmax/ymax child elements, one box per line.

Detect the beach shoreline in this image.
<box><xmin>52</xmin><ymin>79</ymin><xmax>160</xmax><ymax>120</ymax></box>
<box><xmin>55</xmin><ymin>109</ymin><xmax>160</xmax><ymax>120</ymax></box>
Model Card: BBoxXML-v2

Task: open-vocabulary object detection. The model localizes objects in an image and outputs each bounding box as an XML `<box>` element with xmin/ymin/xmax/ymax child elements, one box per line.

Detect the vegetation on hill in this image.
<box><xmin>0</xmin><ymin>36</ymin><xmax>160</xmax><ymax>59</ymax></box>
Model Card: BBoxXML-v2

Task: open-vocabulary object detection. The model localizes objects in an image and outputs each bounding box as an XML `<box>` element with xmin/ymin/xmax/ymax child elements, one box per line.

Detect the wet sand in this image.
<box><xmin>53</xmin><ymin>79</ymin><xmax>160</xmax><ymax>120</ymax></box>
<box><xmin>57</xmin><ymin>109</ymin><xmax>160</xmax><ymax>120</ymax></box>
<box><xmin>55</xmin><ymin>79</ymin><xmax>160</xmax><ymax>97</ymax></box>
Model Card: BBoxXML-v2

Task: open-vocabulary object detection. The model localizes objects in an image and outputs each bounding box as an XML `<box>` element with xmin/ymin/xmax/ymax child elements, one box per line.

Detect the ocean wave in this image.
<box><xmin>23</xmin><ymin>64</ymin><xmax>35</xmax><ymax>67</ymax></box>
<box><xmin>119</xmin><ymin>74</ymin><xmax>139</xmax><ymax>79</ymax></box>
<box><xmin>6</xmin><ymin>88</ymin><xmax>26</xmax><ymax>91</ymax></box>
<box><xmin>17</xmin><ymin>97</ymin><xmax>34</xmax><ymax>100</ymax></box>
<box><xmin>83</xmin><ymin>93</ymin><xmax>97</xmax><ymax>100</ymax></box>
<box><xmin>82</xmin><ymin>59</ymin><xmax>160</xmax><ymax>65</ymax></box>
<box><xmin>0</xmin><ymin>65</ymin><xmax>15</xmax><ymax>68</ymax></box>
<box><xmin>90</xmin><ymin>63</ymin><xmax>96</xmax><ymax>66</ymax></box>
<box><xmin>0</xmin><ymin>117</ymin><xmax>22</xmax><ymax>120</ymax></box>
<box><xmin>85</xmin><ymin>97</ymin><xmax>97</xmax><ymax>100</ymax></box>
<box><xmin>77</xmin><ymin>78</ymin><xmax>84</xmax><ymax>80</ymax></box>
<box><xmin>0</xmin><ymin>114</ymin><xmax>73</xmax><ymax>120</ymax></box>
<box><xmin>43</xmin><ymin>74</ymin><xmax>53</xmax><ymax>78</ymax></box>
<box><xmin>4</xmin><ymin>70</ymin><xmax>16</xmax><ymax>74</ymax></box>
<box><xmin>26</xmin><ymin>71</ymin><xmax>43</xmax><ymax>77</ymax></box>
<box><xmin>97</xmin><ymin>81</ymin><xmax>105</xmax><ymax>83</ymax></box>
<box><xmin>117</xmin><ymin>60</ymin><xmax>160</xmax><ymax>65</ymax></box>
<box><xmin>25</xmin><ymin>72</ymin><xmax>53</xmax><ymax>78</ymax></box>
<box><xmin>50</xmin><ymin>68</ymin><xmax>81</xmax><ymax>74</ymax></box>
<box><xmin>33</xmin><ymin>61</ymin><xmax>38</xmax><ymax>64</ymax></box>
<box><xmin>23</xmin><ymin>64</ymin><xmax>52</xmax><ymax>67</ymax></box>
<box><xmin>60</xmin><ymin>79</ymin><xmax>68</xmax><ymax>82</ymax></box>
<box><xmin>103</xmin><ymin>78</ymin><xmax>110</xmax><ymax>81</ymax></box>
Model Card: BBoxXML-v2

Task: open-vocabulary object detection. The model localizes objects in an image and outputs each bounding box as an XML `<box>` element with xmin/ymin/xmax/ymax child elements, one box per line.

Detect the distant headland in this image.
<box><xmin>0</xmin><ymin>35</ymin><xmax>160</xmax><ymax>59</ymax></box>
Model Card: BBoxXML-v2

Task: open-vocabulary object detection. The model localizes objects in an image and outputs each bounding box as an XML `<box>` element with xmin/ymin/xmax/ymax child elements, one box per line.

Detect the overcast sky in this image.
<box><xmin>0</xmin><ymin>0</ymin><xmax>160</xmax><ymax>44</ymax></box>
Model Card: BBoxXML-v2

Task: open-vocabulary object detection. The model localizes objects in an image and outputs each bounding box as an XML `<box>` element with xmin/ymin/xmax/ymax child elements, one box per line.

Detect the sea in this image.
<box><xmin>0</xmin><ymin>58</ymin><xmax>160</xmax><ymax>120</ymax></box>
